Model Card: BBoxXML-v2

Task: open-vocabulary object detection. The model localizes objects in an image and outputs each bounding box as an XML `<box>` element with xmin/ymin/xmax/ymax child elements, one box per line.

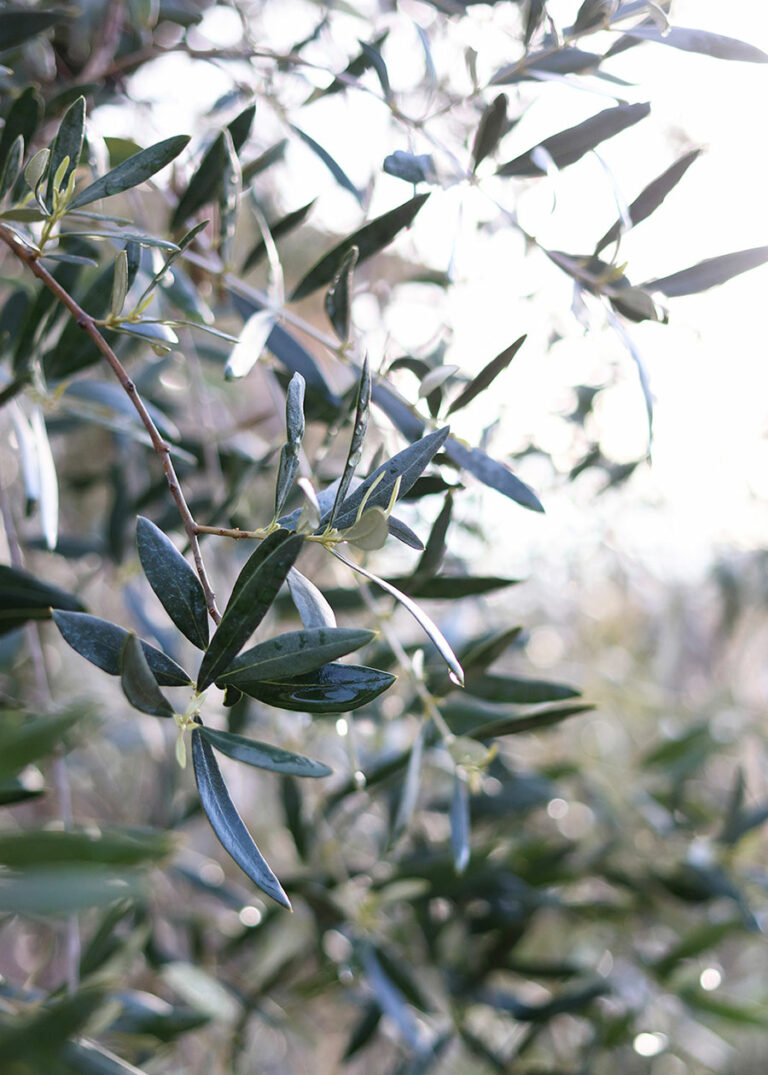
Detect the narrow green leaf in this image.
<box><xmin>342</xmin><ymin>1004</ymin><xmax>382</xmax><ymax>1061</ymax></box>
<box><xmin>492</xmin><ymin>47</ymin><xmax>600</xmax><ymax>85</ymax></box>
<box><xmin>241</xmin><ymin>138</ymin><xmax>287</xmax><ymax>182</ymax></box>
<box><xmin>217</xmin><ymin>128</ymin><xmax>240</xmax><ymax>265</ymax></box>
<box><xmin>497</xmin><ymin>103</ymin><xmax>650</xmax><ymax>177</ymax></box>
<box><xmin>274</xmin><ymin>373</ymin><xmax>306</xmax><ymax>517</ymax></box>
<box><xmin>198</xmin><ymin>726</ymin><xmax>332</xmax><ymax>777</ymax></box>
<box><xmin>471</xmin><ymin>93</ymin><xmax>508</xmax><ymax>171</ymax></box>
<box><xmin>191</xmin><ymin>728</ymin><xmax>291</xmax><ymax>908</ymax></box>
<box><xmin>444</xmin><ymin>437</ymin><xmax>544</xmax><ymax>512</ymax></box>
<box><xmin>447</xmin><ymin>335</ymin><xmax>526</xmax><ymax>415</ymax></box>
<box><xmin>324</xmin><ymin>244</ymin><xmax>358</xmax><ymax>342</ymax></box>
<box><xmin>47</xmin><ymin>94</ymin><xmax>85</xmax><ymax>209</ymax></box>
<box><xmin>414</xmin><ymin>492</ymin><xmax>452</xmax><ymax>578</ymax></box>
<box><xmin>652</xmin><ymin>920</ymin><xmax>743</xmax><ymax>980</ymax></box>
<box><xmin>0</xmin><ymin>866</ymin><xmax>143</xmax><ymax>915</ymax></box>
<box><xmin>679</xmin><ymin>987</ymin><xmax>768</xmax><ymax>1027</ymax></box>
<box><xmin>136</xmin><ymin>516</ymin><xmax>209</xmax><ymax>648</ymax></box>
<box><xmin>242</xmin><ymin>199</ymin><xmax>315</xmax><ymax>272</ymax></box>
<box><xmin>595</xmin><ymin>149</ymin><xmax>702</xmax><ymax>254</ymax></box>
<box><xmin>307</xmin><ymin>31</ymin><xmax>390</xmax><ymax>102</ymax></box>
<box><xmin>461</xmin><ymin>702</ymin><xmax>595</xmax><ymax>739</ymax></box>
<box><xmin>216</xmin><ymin>627</ymin><xmax>376</xmax><ymax>686</ymax></box>
<box><xmin>387</xmin><ymin>575</ymin><xmax>520</xmax><ymax>599</ymax></box>
<box><xmin>327</xmin><ymin>425</ymin><xmax>448</xmax><ymax>533</ymax></box>
<box><xmin>291</xmin><ymin>193</ymin><xmax>430</xmax><ymax>301</ymax></box>
<box><xmin>70</xmin><ymin>135</ymin><xmax>190</xmax><ymax>210</ymax></box>
<box><xmin>450</xmin><ymin>771</ymin><xmax>470</xmax><ymax>874</ymax></box>
<box><xmin>464</xmin><ymin>674</ymin><xmax>579</xmax><ymax>705</ymax></box>
<box><xmin>120</xmin><ymin>633</ymin><xmax>175</xmax><ymax>718</ymax></box>
<box><xmin>332</xmin><ymin>549</ymin><xmax>464</xmax><ymax>687</ymax></box>
<box><xmin>0</xmin><ymin>87</ymin><xmax>42</xmax><ymax>174</ymax></box>
<box><xmin>0</xmin><ymin>134</ymin><xmax>23</xmax><ymax>203</ymax></box>
<box><xmin>53</xmin><ymin>610</ymin><xmax>191</xmax><ymax>686</ymax></box>
<box><xmin>196</xmin><ymin>530</ymin><xmax>304</xmax><ymax>691</ymax></box>
<box><xmin>572</xmin><ymin>0</ymin><xmax>614</xmax><ymax>33</ymax></box>
<box><xmin>0</xmin><ymin>8</ymin><xmax>69</xmax><ymax>50</ymax></box>
<box><xmin>358</xmin><ymin>38</ymin><xmax>390</xmax><ymax>97</ymax></box>
<box><xmin>0</xmin><ymin>826</ymin><xmax>173</xmax><ymax>868</ymax></box>
<box><xmin>232</xmin><ymin>662</ymin><xmax>395</xmax><ymax>713</ymax></box>
<box><xmin>0</xmin><ymin>709</ymin><xmax>82</xmax><ymax>782</ymax></box>
<box><xmin>24</xmin><ymin>147</ymin><xmax>49</xmax><ymax>195</ymax></box>
<box><xmin>227</xmin><ymin>103</ymin><xmax>256</xmax><ymax>154</ymax></box>
<box><xmin>0</xmin><ymin>562</ymin><xmax>84</xmax><ymax>636</ymax></box>
<box><xmin>644</xmin><ymin>246</ymin><xmax>768</xmax><ymax>297</ymax></box>
<box><xmin>328</xmin><ymin>357</ymin><xmax>371</xmax><ymax>529</ymax></box>
<box><xmin>289</xmin><ymin>124</ymin><xmax>363</xmax><ymax>207</ymax></box>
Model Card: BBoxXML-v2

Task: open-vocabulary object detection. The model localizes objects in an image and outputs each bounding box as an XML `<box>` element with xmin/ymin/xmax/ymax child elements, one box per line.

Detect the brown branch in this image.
<box><xmin>0</xmin><ymin>223</ymin><xmax>221</xmax><ymax>624</ymax></box>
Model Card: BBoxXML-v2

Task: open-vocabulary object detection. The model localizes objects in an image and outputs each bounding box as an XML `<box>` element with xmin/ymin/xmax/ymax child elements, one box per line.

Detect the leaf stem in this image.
<box><xmin>0</xmin><ymin>222</ymin><xmax>221</xmax><ymax>624</ymax></box>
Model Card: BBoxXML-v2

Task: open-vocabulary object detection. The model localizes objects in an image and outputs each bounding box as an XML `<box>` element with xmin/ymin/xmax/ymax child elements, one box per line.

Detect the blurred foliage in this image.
<box><xmin>0</xmin><ymin>1</ymin><xmax>767</xmax><ymax>1072</ymax></box>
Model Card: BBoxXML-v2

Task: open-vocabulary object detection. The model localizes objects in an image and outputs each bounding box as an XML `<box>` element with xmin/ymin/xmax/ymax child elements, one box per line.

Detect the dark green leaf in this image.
<box><xmin>651</xmin><ymin>920</ymin><xmax>743</xmax><ymax>980</ymax></box>
<box><xmin>450</xmin><ymin>771</ymin><xmax>470</xmax><ymax>874</ymax></box>
<box><xmin>620</xmin><ymin>25</ymin><xmax>768</xmax><ymax>63</ymax></box>
<box><xmin>497</xmin><ymin>103</ymin><xmax>650</xmax><ymax>177</ymax></box>
<box><xmin>0</xmin><ymin>825</ymin><xmax>172</xmax><ymax>867</ymax></box>
<box><xmin>120</xmin><ymin>633</ymin><xmax>175</xmax><ymax>718</ymax></box>
<box><xmin>390</xmin><ymin>575</ymin><xmax>520</xmax><ymax>599</ymax></box>
<box><xmin>524</xmin><ymin>0</ymin><xmax>546</xmax><ymax>45</ymax></box>
<box><xmin>70</xmin><ymin>135</ymin><xmax>190</xmax><ymax>210</ymax></box>
<box><xmin>328</xmin><ymin>358</ymin><xmax>371</xmax><ymax>529</ymax></box>
<box><xmin>471</xmin><ymin>93</ymin><xmax>508</xmax><ymax>171</ymax></box>
<box><xmin>191</xmin><ymin>728</ymin><xmax>290</xmax><ymax>907</ymax></box>
<box><xmin>332</xmin><ymin>549</ymin><xmax>464</xmax><ymax>687</ymax></box>
<box><xmin>0</xmin><ymin>866</ymin><xmax>143</xmax><ymax>915</ymax></box>
<box><xmin>324</xmin><ymin>244</ymin><xmax>358</xmax><ymax>342</ymax></box>
<box><xmin>0</xmin><ymin>135</ymin><xmax>23</xmax><ymax>203</ymax></box>
<box><xmin>290</xmin><ymin>124</ymin><xmax>363</xmax><ymax>207</ymax></box>
<box><xmin>215</xmin><ymin>626</ymin><xmax>375</xmax><ymax>685</ymax></box>
<box><xmin>232</xmin><ymin>662</ymin><xmax>395</xmax><ymax>713</ymax></box>
<box><xmin>465</xmin><ymin>674</ymin><xmax>579</xmax><ymax>705</ymax></box>
<box><xmin>227</xmin><ymin>103</ymin><xmax>256</xmax><ymax>154</ymax></box>
<box><xmin>342</xmin><ymin>1003</ymin><xmax>382</xmax><ymax>1061</ymax></box>
<box><xmin>291</xmin><ymin>193</ymin><xmax>430</xmax><ymax>301</ymax></box>
<box><xmin>443</xmin><ymin>700</ymin><xmax>595</xmax><ymax>739</ymax></box>
<box><xmin>595</xmin><ymin>149</ymin><xmax>702</xmax><ymax>254</ymax></box>
<box><xmin>414</xmin><ymin>492</ymin><xmax>452</xmax><ymax>578</ymax></box>
<box><xmin>241</xmin><ymin>138</ymin><xmax>287</xmax><ymax>182</ymax></box>
<box><xmin>307</xmin><ymin>31</ymin><xmax>389</xmax><ymax>101</ymax></box>
<box><xmin>492</xmin><ymin>47</ymin><xmax>600</xmax><ymax>85</ymax></box>
<box><xmin>358</xmin><ymin>38</ymin><xmax>391</xmax><ymax>97</ymax></box>
<box><xmin>0</xmin><ymin>773</ymin><xmax>45</xmax><ymax>807</ymax></box>
<box><xmin>0</xmin><ymin>8</ymin><xmax>69</xmax><ymax>50</ymax></box>
<box><xmin>136</xmin><ymin>516</ymin><xmax>210</xmax><ymax>648</ymax></box>
<box><xmin>52</xmin><ymin>610</ymin><xmax>191</xmax><ymax>686</ymax></box>
<box><xmin>274</xmin><ymin>373</ymin><xmax>306</xmax><ymax>517</ymax></box>
<box><xmin>242</xmin><ymin>199</ymin><xmax>315</xmax><ymax>272</ymax></box>
<box><xmin>47</xmin><ymin>95</ymin><xmax>85</xmax><ymax>209</ymax></box>
<box><xmin>327</xmin><ymin>425</ymin><xmax>448</xmax><ymax>532</ymax></box>
<box><xmin>444</xmin><ymin>438</ymin><xmax>543</xmax><ymax>512</ymax></box>
<box><xmin>62</xmin><ymin>1037</ymin><xmax>149</xmax><ymax>1074</ymax></box>
<box><xmin>281</xmin><ymin>774</ymin><xmax>308</xmax><ymax>860</ymax></box>
<box><xmin>679</xmin><ymin>986</ymin><xmax>768</xmax><ymax>1027</ymax></box>
<box><xmin>360</xmin><ymin>944</ymin><xmax>421</xmax><ymax>1049</ymax></box>
<box><xmin>0</xmin><ymin>86</ymin><xmax>42</xmax><ymax>172</ymax></box>
<box><xmin>645</xmin><ymin>246</ymin><xmax>768</xmax><ymax>297</ymax></box>
<box><xmin>217</xmin><ymin>128</ymin><xmax>240</xmax><ymax>265</ymax></box>
<box><xmin>0</xmin><ymin>985</ymin><xmax>107</xmax><ymax>1063</ymax></box>
<box><xmin>0</xmin><ymin>708</ymin><xmax>81</xmax><ymax>782</ymax></box>
<box><xmin>196</xmin><ymin>530</ymin><xmax>304</xmax><ymax>691</ymax></box>
<box><xmin>171</xmin><ymin>131</ymin><xmax>226</xmax><ymax>229</ymax></box>
<box><xmin>447</xmin><ymin>335</ymin><xmax>525</xmax><ymax>415</ymax></box>
<box><xmin>198</xmin><ymin>726</ymin><xmax>332</xmax><ymax>777</ymax></box>
<box><xmin>387</xmin><ymin>515</ymin><xmax>423</xmax><ymax>550</ymax></box>
<box><xmin>0</xmin><ymin>563</ymin><xmax>84</xmax><ymax>635</ymax></box>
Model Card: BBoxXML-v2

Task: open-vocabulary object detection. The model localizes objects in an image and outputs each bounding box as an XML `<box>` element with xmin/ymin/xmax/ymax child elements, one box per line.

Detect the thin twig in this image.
<box><xmin>0</xmin><ymin>223</ymin><xmax>221</xmax><ymax>624</ymax></box>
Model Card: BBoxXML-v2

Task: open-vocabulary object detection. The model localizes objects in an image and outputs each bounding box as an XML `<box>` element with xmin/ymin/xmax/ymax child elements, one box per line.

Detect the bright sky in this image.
<box><xmin>102</xmin><ymin>0</ymin><xmax>768</xmax><ymax>583</ymax></box>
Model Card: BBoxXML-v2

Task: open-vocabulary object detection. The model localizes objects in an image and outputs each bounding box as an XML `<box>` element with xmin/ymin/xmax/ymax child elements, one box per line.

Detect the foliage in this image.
<box><xmin>0</xmin><ymin>1</ymin><xmax>766</xmax><ymax>1072</ymax></box>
